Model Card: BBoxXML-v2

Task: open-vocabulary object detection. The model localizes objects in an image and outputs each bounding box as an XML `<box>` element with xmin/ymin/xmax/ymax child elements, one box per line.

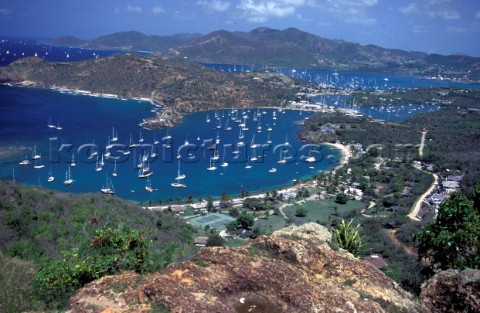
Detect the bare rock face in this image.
<box><xmin>420</xmin><ymin>268</ymin><xmax>480</xmax><ymax>313</ymax></box>
<box><xmin>67</xmin><ymin>223</ymin><xmax>427</xmax><ymax>313</ymax></box>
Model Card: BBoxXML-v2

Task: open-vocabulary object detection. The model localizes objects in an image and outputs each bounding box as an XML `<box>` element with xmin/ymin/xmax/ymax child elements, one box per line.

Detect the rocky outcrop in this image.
<box><xmin>420</xmin><ymin>268</ymin><xmax>480</xmax><ymax>313</ymax></box>
<box><xmin>67</xmin><ymin>223</ymin><xmax>427</xmax><ymax>313</ymax></box>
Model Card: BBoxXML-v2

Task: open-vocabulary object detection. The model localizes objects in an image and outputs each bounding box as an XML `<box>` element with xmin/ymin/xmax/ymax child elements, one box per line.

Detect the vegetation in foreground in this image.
<box><xmin>0</xmin><ymin>181</ymin><xmax>197</xmax><ymax>312</ymax></box>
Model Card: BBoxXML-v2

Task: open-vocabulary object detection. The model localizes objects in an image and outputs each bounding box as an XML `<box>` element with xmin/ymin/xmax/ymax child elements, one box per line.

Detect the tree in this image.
<box><xmin>295</xmin><ymin>207</ymin><xmax>308</xmax><ymax>217</ymax></box>
<box><xmin>332</xmin><ymin>219</ymin><xmax>363</xmax><ymax>256</ymax></box>
<box><xmin>236</xmin><ymin>210</ymin><xmax>254</xmax><ymax>230</ymax></box>
<box><xmin>206</xmin><ymin>198</ymin><xmax>214</xmax><ymax>212</ymax></box>
<box><xmin>415</xmin><ymin>188</ymin><xmax>480</xmax><ymax>273</ymax></box>
<box><xmin>335</xmin><ymin>193</ymin><xmax>349</xmax><ymax>204</ymax></box>
<box><xmin>206</xmin><ymin>233</ymin><xmax>225</xmax><ymax>247</ymax></box>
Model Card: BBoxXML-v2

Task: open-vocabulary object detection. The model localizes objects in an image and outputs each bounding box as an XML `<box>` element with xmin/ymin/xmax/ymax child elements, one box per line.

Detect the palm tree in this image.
<box><xmin>186</xmin><ymin>195</ymin><xmax>194</xmax><ymax>204</ymax></box>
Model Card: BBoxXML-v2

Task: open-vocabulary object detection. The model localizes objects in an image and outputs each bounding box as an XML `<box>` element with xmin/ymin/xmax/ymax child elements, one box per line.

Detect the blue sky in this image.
<box><xmin>0</xmin><ymin>0</ymin><xmax>479</xmax><ymax>56</ymax></box>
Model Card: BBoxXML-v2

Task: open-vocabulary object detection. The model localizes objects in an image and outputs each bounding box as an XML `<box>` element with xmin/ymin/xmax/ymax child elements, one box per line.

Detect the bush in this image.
<box><xmin>335</xmin><ymin>193</ymin><xmax>349</xmax><ymax>204</ymax></box>
<box><xmin>206</xmin><ymin>233</ymin><xmax>225</xmax><ymax>247</ymax></box>
<box><xmin>295</xmin><ymin>207</ymin><xmax>308</xmax><ymax>217</ymax></box>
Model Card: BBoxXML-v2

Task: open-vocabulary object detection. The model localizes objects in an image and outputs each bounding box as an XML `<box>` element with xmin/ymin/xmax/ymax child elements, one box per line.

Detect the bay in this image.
<box><xmin>0</xmin><ymin>85</ymin><xmax>340</xmax><ymax>202</ymax></box>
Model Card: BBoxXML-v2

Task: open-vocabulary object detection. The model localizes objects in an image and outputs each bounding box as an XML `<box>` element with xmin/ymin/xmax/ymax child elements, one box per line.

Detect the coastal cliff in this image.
<box><xmin>66</xmin><ymin>223</ymin><xmax>428</xmax><ymax>313</ymax></box>
<box><xmin>0</xmin><ymin>54</ymin><xmax>300</xmax><ymax>128</ymax></box>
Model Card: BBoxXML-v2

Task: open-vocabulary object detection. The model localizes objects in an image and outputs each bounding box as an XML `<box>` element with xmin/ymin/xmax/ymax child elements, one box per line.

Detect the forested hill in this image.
<box><xmin>0</xmin><ymin>53</ymin><xmax>299</xmax><ymax>114</ymax></box>
<box><xmin>48</xmin><ymin>27</ymin><xmax>480</xmax><ymax>82</ymax></box>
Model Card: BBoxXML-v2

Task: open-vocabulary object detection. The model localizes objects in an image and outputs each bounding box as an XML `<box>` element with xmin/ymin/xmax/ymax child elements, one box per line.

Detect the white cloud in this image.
<box><xmin>313</xmin><ymin>0</ymin><xmax>378</xmax><ymax>25</ymax></box>
<box><xmin>399</xmin><ymin>3</ymin><xmax>417</xmax><ymax>15</ymax></box>
<box><xmin>153</xmin><ymin>6</ymin><xmax>166</xmax><ymax>14</ymax></box>
<box><xmin>399</xmin><ymin>1</ymin><xmax>460</xmax><ymax>20</ymax></box>
<box><xmin>412</xmin><ymin>25</ymin><xmax>429</xmax><ymax>34</ymax></box>
<box><xmin>126</xmin><ymin>4</ymin><xmax>142</xmax><ymax>13</ymax></box>
<box><xmin>0</xmin><ymin>8</ymin><xmax>11</xmax><ymax>16</ymax></box>
<box><xmin>427</xmin><ymin>9</ymin><xmax>460</xmax><ymax>20</ymax></box>
<box><xmin>198</xmin><ymin>0</ymin><xmax>231</xmax><ymax>12</ymax></box>
<box><xmin>447</xmin><ymin>26</ymin><xmax>466</xmax><ymax>33</ymax></box>
<box><xmin>237</xmin><ymin>0</ymin><xmax>305</xmax><ymax>23</ymax></box>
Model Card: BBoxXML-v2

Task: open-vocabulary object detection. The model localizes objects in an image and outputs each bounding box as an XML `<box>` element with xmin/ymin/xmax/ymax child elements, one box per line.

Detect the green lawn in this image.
<box><xmin>284</xmin><ymin>198</ymin><xmax>366</xmax><ymax>225</ymax></box>
<box><xmin>254</xmin><ymin>214</ymin><xmax>289</xmax><ymax>235</ymax></box>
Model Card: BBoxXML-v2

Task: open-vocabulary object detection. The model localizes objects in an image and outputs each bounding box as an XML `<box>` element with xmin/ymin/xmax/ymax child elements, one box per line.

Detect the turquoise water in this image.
<box><xmin>0</xmin><ymin>85</ymin><xmax>340</xmax><ymax>202</ymax></box>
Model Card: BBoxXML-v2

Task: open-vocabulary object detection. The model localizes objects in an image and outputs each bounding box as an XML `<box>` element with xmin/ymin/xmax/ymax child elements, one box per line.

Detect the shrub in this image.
<box><xmin>332</xmin><ymin>219</ymin><xmax>364</xmax><ymax>256</ymax></box>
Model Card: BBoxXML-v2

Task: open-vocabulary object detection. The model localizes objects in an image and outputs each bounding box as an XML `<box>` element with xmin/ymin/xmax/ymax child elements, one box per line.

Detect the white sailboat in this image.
<box><xmin>175</xmin><ymin>160</ymin><xmax>186</xmax><ymax>180</ymax></box>
<box><xmin>206</xmin><ymin>114</ymin><xmax>211</xmax><ymax>123</ymax></box>
<box><xmin>250</xmin><ymin>134</ymin><xmax>258</xmax><ymax>148</ymax></box>
<box><xmin>63</xmin><ymin>166</ymin><xmax>74</xmax><ymax>185</ymax></box>
<box><xmin>112</xmin><ymin>160</ymin><xmax>117</xmax><ymax>177</ymax></box>
<box><xmin>269</xmin><ymin>167</ymin><xmax>277</xmax><ymax>173</ymax></box>
<box><xmin>221</xmin><ymin>154</ymin><xmax>229</xmax><ymax>167</ymax></box>
<box><xmin>47</xmin><ymin>115</ymin><xmax>56</xmax><ymax>128</ymax></box>
<box><xmin>224</xmin><ymin>118</ymin><xmax>232</xmax><ymax>131</ymax></box>
<box><xmin>305</xmin><ymin>149</ymin><xmax>316</xmax><ymax>163</ymax></box>
<box><xmin>56</xmin><ymin>121</ymin><xmax>62</xmax><ymax>130</ymax></box>
<box><xmin>19</xmin><ymin>155</ymin><xmax>30</xmax><ymax>165</ymax></box>
<box><xmin>31</xmin><ymin>145</ymin><xmax>41</xmax><ymax>160</ymax></box>
<box><xmin>100</xmin><ymin>175</ymin><xmax>115</xmax><ymax>195</ymax></box>
<box><xmin>34</xmin><ymin>154</ymin><xmax>45</xmax><ymax>169</ymax></box>
<box><xmin>138</xmin><ymin>161</ymin><xmax>153</xmax><ymax>178</ymax></box>
<box><xmin>278</xmin><ymin>149</ymin><xmax>287</xmax><ymax>164</ymax></box>
<box><xmin>206</xmin><ymin>157</ymin><xmax>217</xmax><ymax>171</ymax></box>
<box><xmin>138</xmin><ymin>130</ymin><xmax>144</xmax><ymax>143</ymax></box>
<box><xmin>47</xmin><ymin>167</ymin><xmax>54</xmax><ymax>182</ymax></box>
<box><xmin>266</xmin><ymin>133</ymin><xmax>272</xmax><ymax>144</ymax></box>
<box><xmin>245</xmin><ymin>158</ymin><xmax>252</xmax><ymax>169</ymax></box>
<box><xmin>111</xmin><ymin>126</ymin><xmax>118</xmax><ymax>142</ymax></box>
<box><xmin>145</xmin><ymin>178</ymin><xmax>155</xmax><ymax>192</ymax></box>
<box><xmin>129</xmin><ymin>133</ymin><xmax>136</xmax><ymax>148</ymax></box>
<box><xmin>95</xmin><ymin>155</ymin><xmax>103</xmax><ymax>172</ymax></box>
<box><xmin>70</xmin><ymin>154</ymin><xmax>76</xmax><ymax>167</ymax></box>
<box><xmin>163</xmin><ymin>129</ymin><xmax>172</xmax><ymax>140</ymax></box>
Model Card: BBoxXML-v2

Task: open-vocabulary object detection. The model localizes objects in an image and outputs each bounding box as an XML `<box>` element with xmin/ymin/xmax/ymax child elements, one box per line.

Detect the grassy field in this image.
<box><xmin>285</xmin><ymin>198</ymin><xmax>365</xmax><ymax>225</ymax></box>
<box><xmin>255</xmin><ymin>214</ymin><xmax>289</xmax><ymax>235</ymax></box>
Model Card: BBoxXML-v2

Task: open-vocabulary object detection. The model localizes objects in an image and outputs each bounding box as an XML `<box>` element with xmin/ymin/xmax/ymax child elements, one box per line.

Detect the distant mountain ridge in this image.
<box><xmin>50</xmin><ymin>31</ymin><xmax>202</xmax><ymax>52</ymax></box>
<box><xmin>47</xmin><ymin>27</ymin><xmax>480</xmax><ymax>81</ymax></box>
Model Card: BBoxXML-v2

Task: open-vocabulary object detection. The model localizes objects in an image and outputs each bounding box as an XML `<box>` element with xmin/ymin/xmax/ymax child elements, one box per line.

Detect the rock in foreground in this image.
<box><xmin>67</xmin><ymin>223</ymin><xmax>427</xmax><ymax>313</ymax></box>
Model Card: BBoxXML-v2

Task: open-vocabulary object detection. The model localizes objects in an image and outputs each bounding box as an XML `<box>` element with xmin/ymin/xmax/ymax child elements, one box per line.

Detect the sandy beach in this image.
<box><xmin>323</xmin><ymin>142</ymin><xmax>351</xmax><ymax>172</ymax></box>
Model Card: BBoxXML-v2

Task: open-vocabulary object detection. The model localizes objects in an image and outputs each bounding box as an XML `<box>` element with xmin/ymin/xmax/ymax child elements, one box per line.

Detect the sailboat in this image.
<box><xmin>112</xmin><ymin>160</ymin><xmax>117</xmax><ymax>177</ymax></box>
<box><xmin>277</xmin><ymin>149</ymin><xmax>287</xmax><ymax>164</ymax></box>
<box><xmin>47</xmin><ymin>115</ymin><xmax>56</xmax><ymax>128</ymax></box>
<box><xmin>221</xmin><ymin>154</ymin><xmax>229</xmax><ymax>167</ymax></box>
<box><xmin>211</xmin><ymin>148</ymin><xmax>220</xmax><ymax>161</ymax></box>
<box><xmin>175</xmin><ymin>160</ymin><xmax>186</xmax><ymax>180</ymax></box>
<box><xmin>145</xmin><ymin>178</ymin><xmax>155</xmax><ymax>192</ymax></box>
<box><xmin>138</xmin><ymin>130</ymin><xmax>144</xmax><ymax>143</ymax></box>
<box><xmin>63</xmin><ymin>166</ymin><xmax>74</xmax><ymax>185</ymax></box>
<box><xmin>305</xmin><ymin>149</ymin><xmax>316</xmax><ymax>163</ymax></box>
<box><xmin>56</xmin><ymin>121</ymin><xmax>62</xmax><ymax>130</ymax></box>
<box><xmin>153</xmin><ymin>135</ymin><xmax>160</xmax><ymax>145</ymax></box>
<box><xmin>269</xmin><ymin>167</ymin><xmax>277</xmax><ymax>173</ymax></box>
<box><xmin>70</xmin><ymin>154</ymin><xmax>76</xmax><ymax>167</ymax></box>
<box><xmin>245</xmin><ymin>157</ymin><xmax>252</xmax><ymax>169</ymax></box>
<box><xmin>128</xmin><ymin>133</ymin><xmax>136</xmax><ymax>148</ymax></box>
<box><xmin>19</xmin><ymin>155</ymin><xmax>30</xmax><ymax>165</ymax></box>
<box><xmin>111</xmin><ymin>126</ymin><xmax>118</xmax><ymax>142</ymax></box>
<box><xmin>206</xmin><ymin>157</ymin><xmax>217</xmax><ymax>171</ymax></box>
<box><xmin>34</xmin><ymin>154</ymin><xmax>45</xmax><ymax>169</ymax></box>
<box><xmin>95</xmin><ymin>155</ymin><xmax>103</xmax><ymax>172</ymax></box>
<box><xmin>266</xmin><ymin>133</ymin><xmax>272</xmax><ymax>144</ymax></box>
<box><xmin>250</xmin><ymin>134</ymin><xmax>258</xmax><ymax>148</ymax></box>
<box><xmin>47</xmin><ymin>168</ymin><xmax>55</xmax><ymax>182</ymax></box>
<box><xmin>100</xmin><ymin>175</ymin><xmax>115</xmax><ymax>195</ymax></box>
<box><xmin>138</xmin><ymin>161</ymin><xmax>153</xmax><ymax>178</ymax></box>
<box><xmin>224</xmin><ymin>118</ymin><xmax>232</xmax><ymax>131</ymax></box>
<box><xmin>206</xmin><ymin>114</ymin><xmax>211</xmax><ymax>123</ymax></box>
<box><xmin>31</xmin><ymin>145</ymin><xmax>41</xmax><ymax>160</ymax></box>
<box><xmin>163</xmin><ymin>129</ymin><xmax>172</xmax><ymax>140</ymax></box>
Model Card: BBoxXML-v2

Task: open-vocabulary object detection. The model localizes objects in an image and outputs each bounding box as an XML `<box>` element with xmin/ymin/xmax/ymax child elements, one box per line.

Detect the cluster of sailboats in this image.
<box><xmin>15</xmin><ymin>107</ymin><xmax>315</xmax><ymax>196</ymax></box>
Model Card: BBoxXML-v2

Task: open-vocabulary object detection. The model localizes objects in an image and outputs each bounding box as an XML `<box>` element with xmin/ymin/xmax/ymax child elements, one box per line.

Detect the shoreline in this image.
<box><xmin>322</xmin><ymin>142</ymin><xmax>351</xmax><ymax>172</ymax></box>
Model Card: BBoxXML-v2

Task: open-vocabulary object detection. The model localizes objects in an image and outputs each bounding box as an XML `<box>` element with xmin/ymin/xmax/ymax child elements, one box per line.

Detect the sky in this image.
<box><xmin>0</xmin><ymin>0</ymin><xmax>479</xmax><ymax>56</ymax></box>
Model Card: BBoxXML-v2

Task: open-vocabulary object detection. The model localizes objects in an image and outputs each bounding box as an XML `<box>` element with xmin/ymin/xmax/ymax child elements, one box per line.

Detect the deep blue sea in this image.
<box><xmin>0</xmin><ymin>85</ymin><xmax>338</xmax><ymax>202</ymax></box>
<box><xmin>1</xmin><ymin>38</ymin><xmax>479</xmax><ymax>202</ymax></box>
